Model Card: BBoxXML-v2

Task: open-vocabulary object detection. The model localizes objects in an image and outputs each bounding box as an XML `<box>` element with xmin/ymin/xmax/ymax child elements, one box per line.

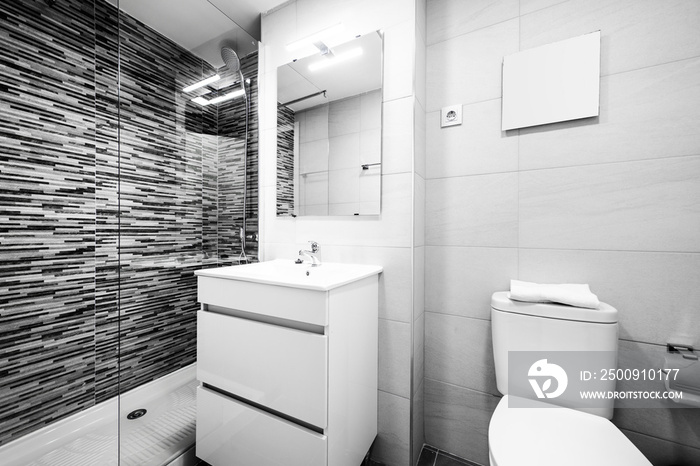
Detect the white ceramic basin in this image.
<box><xmin>194</xmin><ymin>259</ymin><xmax>383</xmax><ymax>291</ymax></box>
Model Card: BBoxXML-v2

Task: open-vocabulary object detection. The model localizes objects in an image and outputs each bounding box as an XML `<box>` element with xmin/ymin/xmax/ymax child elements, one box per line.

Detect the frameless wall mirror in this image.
<box><xmin>276</xmin><ymin>31</ymin><xmax>383</xmax><ymax>217</ymax></box>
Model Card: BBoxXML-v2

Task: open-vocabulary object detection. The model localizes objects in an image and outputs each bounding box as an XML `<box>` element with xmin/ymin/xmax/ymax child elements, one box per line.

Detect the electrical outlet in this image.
<box><xmin>441</xmin><ymin>104</ymin><xmax>462</xmax><ymax>127</ymax></box>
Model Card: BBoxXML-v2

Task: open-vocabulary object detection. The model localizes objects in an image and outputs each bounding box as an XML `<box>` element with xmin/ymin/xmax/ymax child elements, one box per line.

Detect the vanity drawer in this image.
<box><xmin>197</xmin><ymin>310</ymin><xmax>328</xmax><ymax>428</ymax></box>
<box><xmin>196</xmin><ymin>386</ymin><xmax>327</xmax><ymax>466</ymax></box>
<box><xmin>197</xmin><ymin>276</ymin><xmax>328</xmax><ymax>326</ymax></box>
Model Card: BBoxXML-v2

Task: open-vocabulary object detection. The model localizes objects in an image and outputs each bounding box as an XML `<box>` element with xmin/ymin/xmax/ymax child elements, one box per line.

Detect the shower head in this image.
<box><xmin>221</xmin><ymin>47</ymin><xmax>241</xmax><ymax>73</ymax></box>
<box><xmin>221</xmin><ymin>46</ymin><xmax>247</xmax><ymax>100</ymax></box>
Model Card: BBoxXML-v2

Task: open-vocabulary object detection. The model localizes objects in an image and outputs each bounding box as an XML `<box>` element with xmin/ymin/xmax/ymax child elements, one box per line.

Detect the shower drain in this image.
<box><xmin>127</xmin><ymin>408</ymin><xmax>147</xmax><ymax>420</ymax></box>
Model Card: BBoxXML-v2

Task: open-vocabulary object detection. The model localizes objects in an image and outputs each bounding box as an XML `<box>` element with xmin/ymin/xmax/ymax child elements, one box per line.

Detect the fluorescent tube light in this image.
<box><xmin>308</xmin><ymin>48</ymin><xmax>363</xmax><ymax>72</ymax></box>
<box><xmin>183</xmin><ymin>74</ymin><xmax>220</xmax><ymax>93</ymax></box>
<box><xmin>192</xmin><ymin>96</ymin><xmax>210</xmax><ymax>106</ymax></box>
<box><xmin>286</xmin><ymin>23</ymin><xmax>344</xmax><ymax>51</ymax></box>
<box><xmin>191</xmin><ymin>88</ymin><xmax>245</xmax><ymax>106</ymax></box>
<box><xmin>208</xmin><ymin>89</ymin><xmax>245</xmax><ymax>105</ymax></box>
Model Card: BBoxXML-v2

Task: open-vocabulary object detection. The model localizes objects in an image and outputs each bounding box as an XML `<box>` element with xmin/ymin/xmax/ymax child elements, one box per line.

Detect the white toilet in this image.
<box><xmin>488</xmin><ymin>291</ymin><xmax>652</xmax><ymax>466</ymax></box>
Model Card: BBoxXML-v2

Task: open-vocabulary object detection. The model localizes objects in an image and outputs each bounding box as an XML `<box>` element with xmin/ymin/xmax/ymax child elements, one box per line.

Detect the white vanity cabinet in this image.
<box><xmin>194</xmin><ymin>260</ymin><xmax>381</xmax><ymax>466</ymax></box>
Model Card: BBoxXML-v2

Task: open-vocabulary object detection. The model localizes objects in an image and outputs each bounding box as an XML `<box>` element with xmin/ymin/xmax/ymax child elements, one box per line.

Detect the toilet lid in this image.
<box><xmin>489</xmin><ymin>396</ymin><xmax>652</xmax><ymax>466</ymax></box>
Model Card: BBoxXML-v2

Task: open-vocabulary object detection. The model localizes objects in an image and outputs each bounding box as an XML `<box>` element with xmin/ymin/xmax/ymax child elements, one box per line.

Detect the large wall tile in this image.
<box><xmin>361</xmin><ymin>129</ymin><xmax>382</xmax><ymax>165</ymax></box>
<box><xmin>414</xmin><ymin>174</ymin><xmax>425</xmax><ymax>247</ymax></box>
<box><xmin>329</xmin><ymin>96</ymin><xmax>361</xmax><ymax>137</ymax></box>
<box><xmin>260</xmin><ymin>3</ymin><xmax>298</xmax><ymax>69</ymax></box>
<box><xmin>426</xmin><ymin>246</ymin><xmax>517</xmax><ymax>319</ymax></box>
<box><xmin>327</xmin><ymin>202</ymin><xmax>357</xmax><ymax>216</ymax></box>
<box><xmin>301</xmin><ymin>170</ymin><xmax>329</xmax><ymax>209</ymax></box>
<box><xmin>259</xmin><ymin>69</ymin><xmax>278</xmax><ymax>131</ymax></box>
<box><xmin>259</xmin><ymin>128</ymin><xmax>278</xmax><ymax>189</ymax></box>
<box><xmin>299</xmin><ymin>139</ymin><xmax>329</xmax><ymax>173</ymax></box>
<box><xmin>328</xmin><ymin>168</ymin><xmax>360</xmax><ymax>204</ymax></box>
<box><xmin>614</xmin><ymin>340</ymin><xmax>700</xmax><ymax>450</ymax></box>
<box><xmin>383</xmin><ymin>21</ymin><xmax>415</xmax><ymax>102</ymax></box>
<box><xmin>299</xmin><ymin>105</ymin><xmax>328</xmax><ymax>142</ymax></box>
<box><xmin>426</xmin><ymin>0</ymin><xmax>519</xmax><ymax>46</ymax></box>
<box><xmin>519</xmin><ymin>58</ymin><xmax>700</xmax><ymax>170</ymax></box>
<box><xmin>295</xmin><ymin>0</ymin><xmax>412</xmax><ymax>47</ymax></box>
<box><xmin>415</xmin><ymin>0</ymin><xmax>427</xmax><ymax>40</ymax></box>
<box><xmin>426</xmin><ymin>98</ymin><xmax>518</xmax><ymax>179</ymax></box>
<box><xmin>519</xmin><ymin>156</ymin><xmax>700</xmax><ymax>252</ymax></box>
<box><xmin>295</xmin><ymin>172</ymin><xmax>413</xmax><ymax>248</ymax></box>
<box><xmin>426</xmin><ymin>172</ymin><xmax>519</xmax><ymax>247</ymax></box>
<box><xmin>518</xmin><ymin>249</ymin><xmax>700</xmax><ymax>346</ymax></box>
<box><xmin>623</xmin><ymin>429</ymin><xmax>700</xmax><ymax>466</ymax></box>
<box><xmin>359</xmin><ymin>171</ymin><xmax>381</xmax><ymax>216</ymax></box>
<box><xmin>378</xmin><ymin>319</ymin><xmax>411</xmax><ymax>399</ymax></box>
<box><xmin>374</xmin><ymin>391</ymin><xmax>411</xmax><ymax>466</ymax></box>
<box><xmin>260</xmin><ymin>240</ymin><xmax>298</xmax><ymax>262</ymax></box>
<box><xmin>519</xmin><ymin>0</ymin><xmax>568</xmax><ymax>16</ymax></box>
<box><xmin>382</xmin><ymin>96</ymin><xmax>415</xmax><ymax>175</ymax></box>
<box><xmin>425</xmin><ymin>313</ymin><xmax>498</xmax><ymax>396</ymax></box>
<box><xmin>415</xmin><ymin>26</ymin><xmax>427</xmax><ymax>114</ymax></box>
<box><xmin>424</xmin><ymin>378</ymin><xmax>500</xmax><ymax>466</ymax></box>
<box><xmin>414</xmin><ymin>100</ymin><xmax>427</xmax><ymax>179</ymax></box>
<box><xmin>413</xmin><ymin>310</ymin><xmax>425</xmax><ymax>391</ymax></box>
<box><xmin>321</xmin><ymin>245</ymin><xmax>413</xmax><ymax>323</ymax></box>
<box><xmin>412</xmin><ymin>379</ymin><xmax>425</xmax><ymax>466</ymax></box>
<box><xmin>413</xmin><ymin>245</ymin><xmax>425</xmax><ymax>320</ymax></box>
<box><xmin>361</xmin><ymin>90</ymin><xmax>382</xmax><ymax>131</ymax></box>
<box><xmin>262</xmin><ymin>186</ymin><xmax>297</xmax><ymax>244</ymax></box>
<box><xmin>520</xmin><ymin>0</ymin><xmax>700</xmax><ymax>77</ymax></box>
<box><xmin>423</xmin><ymin>1</ymin><xmax>700</xmax><ymax>464</ymax></box>
<box><xmin>426</xmin><ymin>19</ymin><xmax>518</xmax><ymax>112</ymax></box>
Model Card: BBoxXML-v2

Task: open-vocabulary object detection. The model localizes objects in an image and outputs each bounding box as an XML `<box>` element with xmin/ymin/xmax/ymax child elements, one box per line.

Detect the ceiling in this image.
<box><xmin>110</xmin><ymin>0</ymin><xmax>285</xmax><ymax>68</ymax></box>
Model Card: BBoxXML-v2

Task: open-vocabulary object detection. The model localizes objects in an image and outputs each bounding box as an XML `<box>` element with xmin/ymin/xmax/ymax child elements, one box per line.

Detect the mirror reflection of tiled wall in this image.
<box><xmin>298</xmin><ymin>89</ymin><xmax>381</xmax><ymax>216</ymax></box>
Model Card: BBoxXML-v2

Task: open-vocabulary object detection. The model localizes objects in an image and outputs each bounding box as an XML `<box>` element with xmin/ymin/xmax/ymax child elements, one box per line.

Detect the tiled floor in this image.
<box><xmin>362</xmin><ymin>459</ymin><xmax>385</xmax><ymax>466</ymax></box>
<box><xmin>200</xmin><ymin>443</ymin><xmax>477</xmax><ymax>466</ymax></box>
<box><xmin>361</xmin><ymin>449</ymin><xmax>385</xmax><ymax>466</ymax></box>
<box><xmin>416</xmin><ymin>445</ymin><xmax>483</xmax><ymax>466</ymax></box>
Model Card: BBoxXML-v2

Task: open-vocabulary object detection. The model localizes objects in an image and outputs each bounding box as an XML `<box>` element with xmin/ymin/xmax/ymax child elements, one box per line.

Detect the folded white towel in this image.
<box><xmin>509</xmin><ymin>279</ymin><xmax>600</xmax><ymax>309</ymax></box>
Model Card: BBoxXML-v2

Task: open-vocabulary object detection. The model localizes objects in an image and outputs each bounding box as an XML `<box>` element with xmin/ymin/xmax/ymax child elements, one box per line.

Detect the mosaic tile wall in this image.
<box><xmin>0</xmin><ymin>0</ymin><xmax>99</xmax><ymax>444</ymax></box>
<box><xmin>276</xmin><ymin>103</ymin><xmax>295</xmax><ymax>216</ymax></box>
<box><xmin>0</xmin><ymin>0</ymin><xmax>258</xmax><ymax>445</ymax></box>
<box><xmin>218</xmin><ymin>55</ymin><xmax>260</xmax><ymax>262</ymax></box>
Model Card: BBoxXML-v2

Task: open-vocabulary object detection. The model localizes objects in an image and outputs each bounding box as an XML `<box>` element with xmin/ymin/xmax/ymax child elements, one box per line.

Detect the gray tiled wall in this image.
<box><xmin>424</xmin><ymin>0</ymin><xmax>700</xmax><ymax>465</ymax></box>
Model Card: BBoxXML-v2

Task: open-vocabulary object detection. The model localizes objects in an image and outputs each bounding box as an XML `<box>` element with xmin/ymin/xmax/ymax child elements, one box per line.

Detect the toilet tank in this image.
<box><xmin>491</xmin><ymin>291</ymin><xmax>619</xmax><ymax>418</ymax></box>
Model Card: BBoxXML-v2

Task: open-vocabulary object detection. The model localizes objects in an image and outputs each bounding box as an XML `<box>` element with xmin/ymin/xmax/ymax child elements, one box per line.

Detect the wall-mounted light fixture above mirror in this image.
<box><xmin>276</xmin><ymin>31</ymin><xmax>383</xmax><ymax>217</ymax></box>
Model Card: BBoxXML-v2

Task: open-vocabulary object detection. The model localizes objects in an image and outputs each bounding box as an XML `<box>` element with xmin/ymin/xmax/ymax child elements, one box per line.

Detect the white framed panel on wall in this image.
<box><xmin>502</xmin><ymin>31</ymin><xmax>601</xmax><ymax>131</ymax></box>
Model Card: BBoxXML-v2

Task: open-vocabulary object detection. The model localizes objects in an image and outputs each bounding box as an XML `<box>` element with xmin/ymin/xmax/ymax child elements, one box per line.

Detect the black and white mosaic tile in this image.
<box><xmin>276</xmin><ymin>103</ymin><xmax>295</xmax><ymax>216</ymax></box>
<box><xmin>0</xmin><ymin>0</ymin><xmax>258</xmax><ymax>445</ymax></box>
<box><xmin>218</xmin><ymin>53</ymin><xmax>259</xmax><ymax>263</ymax></box>
<box><xmin>0</xmin><ymin>0</ymin><xmax>99</xmax><ymax>444</ymax></box>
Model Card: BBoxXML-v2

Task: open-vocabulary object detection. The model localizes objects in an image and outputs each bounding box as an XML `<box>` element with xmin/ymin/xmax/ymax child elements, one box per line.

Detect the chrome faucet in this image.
<box><xmin>299</xmin><ymin>241</ymin><xmax>321</xmax><ymax>267</ymax></box>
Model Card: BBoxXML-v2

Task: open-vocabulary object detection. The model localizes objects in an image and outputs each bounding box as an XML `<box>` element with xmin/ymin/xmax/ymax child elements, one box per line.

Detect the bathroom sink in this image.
<box><xmin>194</xmin><ymin>259</ymin><xmax>382</xmax><ymax>291</ymax></box>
